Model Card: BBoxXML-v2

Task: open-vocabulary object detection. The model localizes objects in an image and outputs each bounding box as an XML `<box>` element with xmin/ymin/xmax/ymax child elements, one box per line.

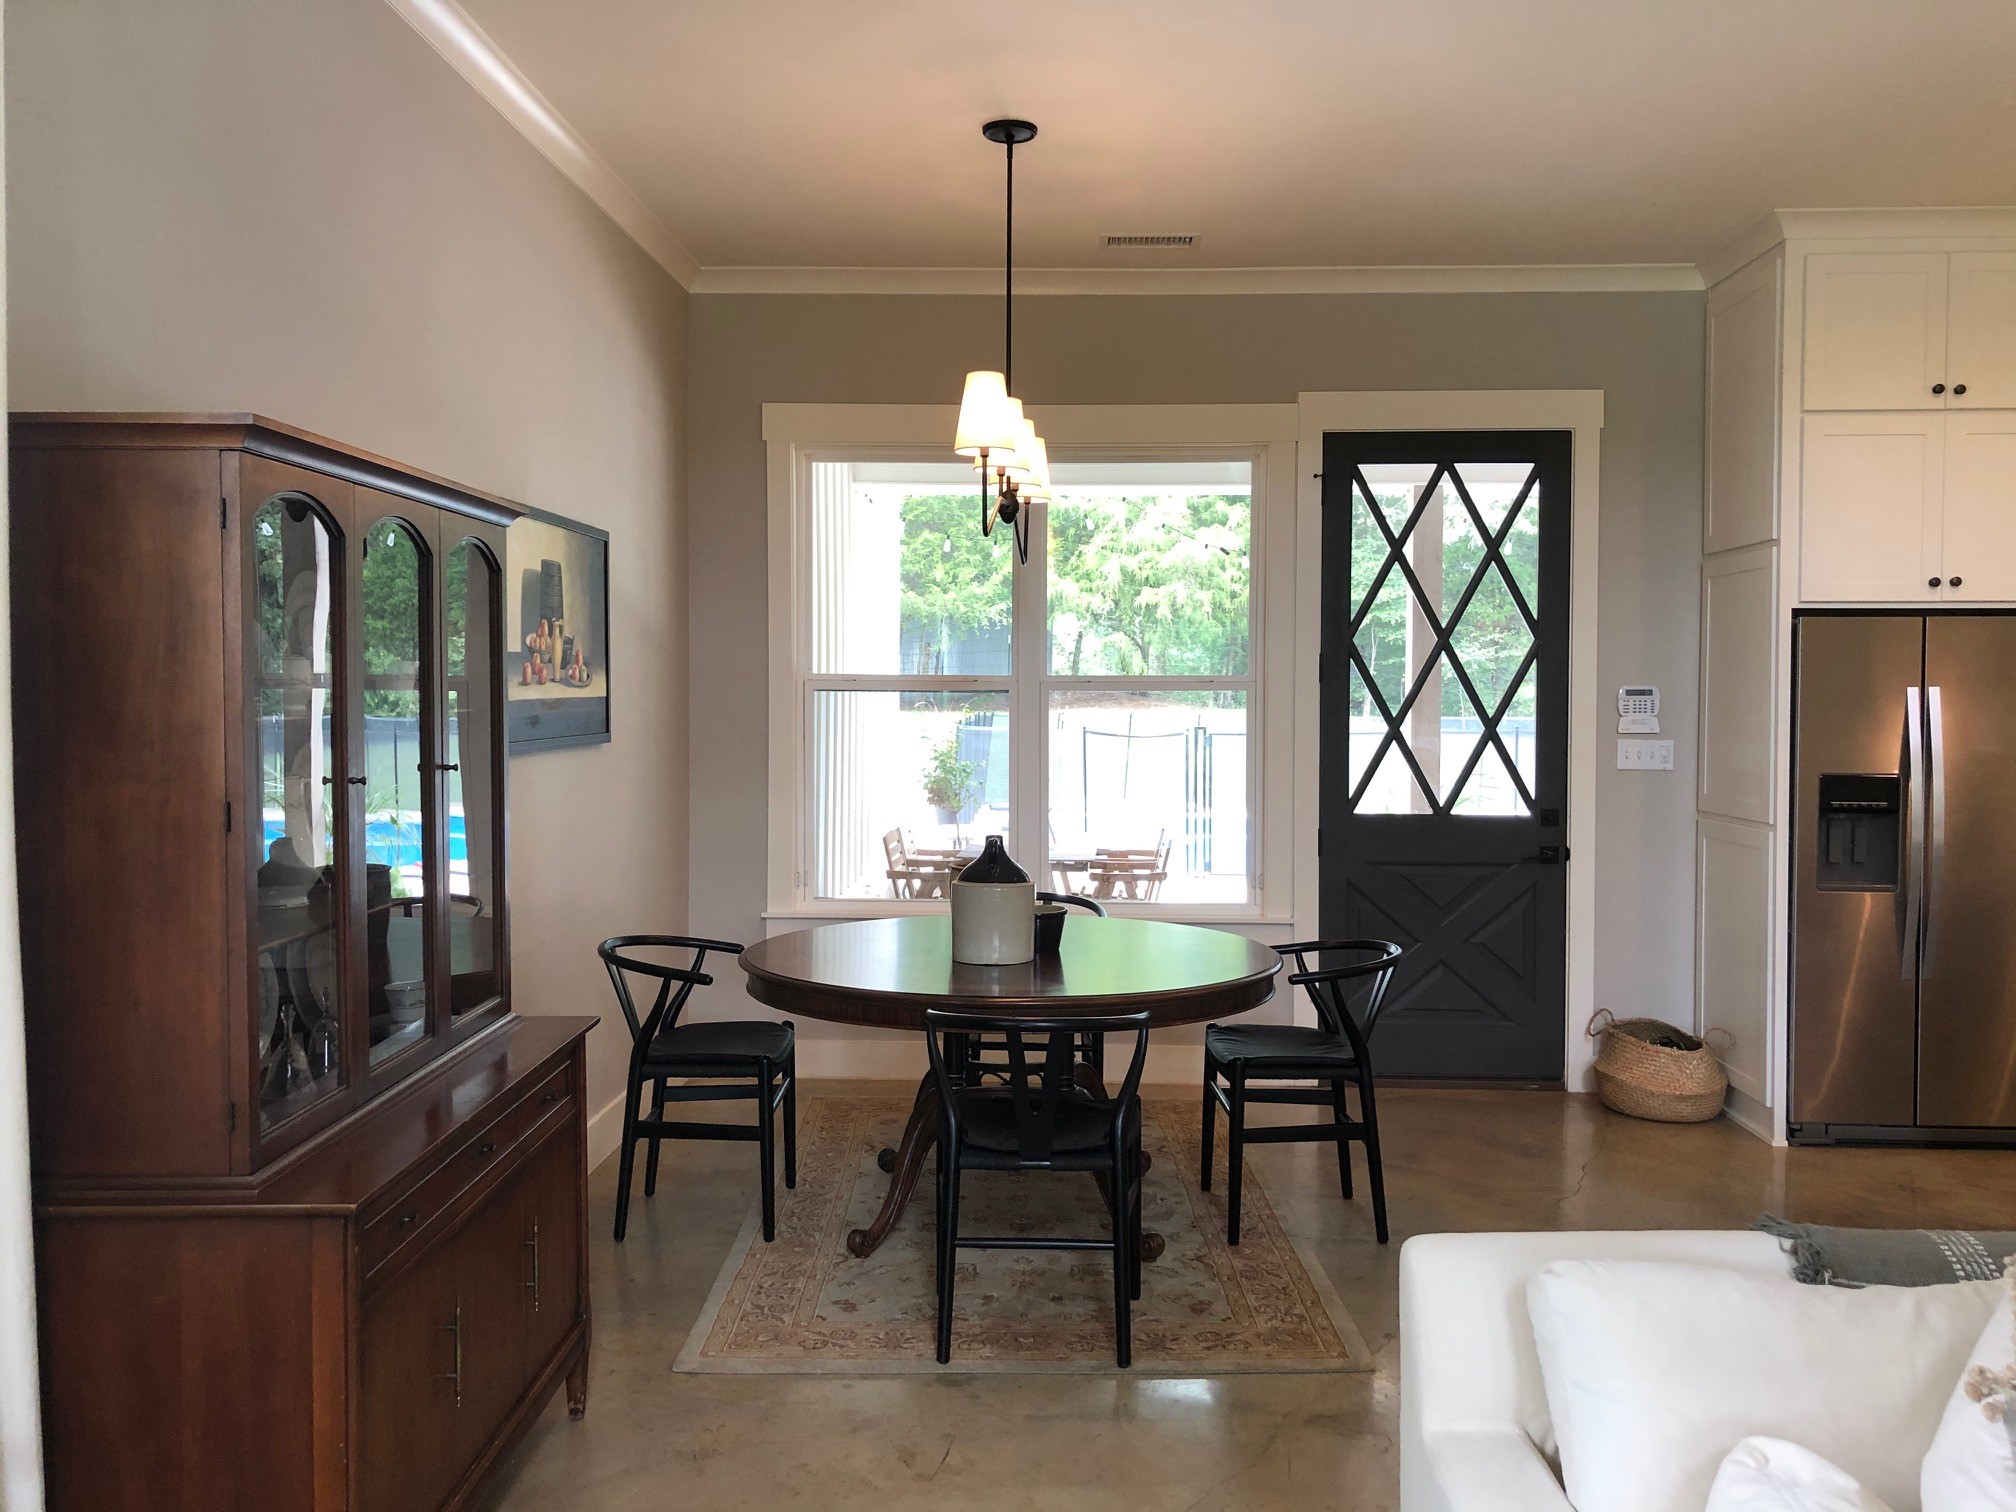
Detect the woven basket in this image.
<box><xmin>1588</xmin><ymin>1012</ymin><xmax>1730</xmax><ymax>1123</ymax></box>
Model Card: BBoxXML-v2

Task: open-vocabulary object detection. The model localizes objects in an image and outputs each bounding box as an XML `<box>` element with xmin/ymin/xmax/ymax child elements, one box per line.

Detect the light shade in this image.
<box><xmin>954</xmin><ymin>371</ymin><xmax>1020</xmax><ymax>459</ymax></box>
<box><xmin>1016</xmin><ymin>425</ymin><xmax>1051</xmax><ymax>502</ymax></box>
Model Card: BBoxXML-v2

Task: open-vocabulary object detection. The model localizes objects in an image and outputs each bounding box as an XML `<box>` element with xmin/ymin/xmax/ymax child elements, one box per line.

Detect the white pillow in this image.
<box><xmin>1707</xmin><ymin>1437</ymin><xmax>1897</xmax><ymax>1512</ymax></box>
<box><xmin>1525</xmin><ymin>1259</ymin><xmax>1999</xmax><ymax>1512</ymax></box>
<box><xmin>1920</xmin><ymin>1279</ymin><xmax>2016</xmax><ymax>1512</ymax></box>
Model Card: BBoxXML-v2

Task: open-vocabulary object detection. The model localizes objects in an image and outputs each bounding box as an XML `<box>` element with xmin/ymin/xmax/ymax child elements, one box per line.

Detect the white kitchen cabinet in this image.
<box><xmin>1947</xmin><ymin>252</ymin><xmax>2016</xmax><ymax>410</ymax></box>
<box><xmin>1941</xmin><ymin>412</ymin><xmax>2016</xmax><ymax>600</ymax></box>
<box><xmin>1799</xmin><ymin>413</ymin><xmax>1942</xmax><ymax>602</ymax></box>
<box><xmin>1804</xmin><ymin>250</ymin><xmax>2016</xmax><ymax>412</ymax></box>
<box><xmin>1803</xmin><ymin>253</ymin><xmax>1948</xmax><ymax>410</ymax></box>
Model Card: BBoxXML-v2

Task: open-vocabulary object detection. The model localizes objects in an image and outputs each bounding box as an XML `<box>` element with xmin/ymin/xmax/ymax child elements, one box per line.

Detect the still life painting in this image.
<box><xmin>506</xmin><ymin>506</ymin><xmax>610</xmax><ymax>751</ymax></box>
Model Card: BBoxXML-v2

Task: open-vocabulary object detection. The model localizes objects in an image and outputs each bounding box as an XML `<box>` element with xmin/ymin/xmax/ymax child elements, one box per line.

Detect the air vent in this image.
<box><xmin>1103</xmin><ymin>234</ymin><xmax>1198</xmax><ymax>249</ymax></box>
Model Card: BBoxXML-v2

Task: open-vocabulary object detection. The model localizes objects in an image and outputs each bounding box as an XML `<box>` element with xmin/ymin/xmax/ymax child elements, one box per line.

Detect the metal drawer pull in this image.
<box><xmin>438</xmin><ymin>1304</ymin><xmax>463</xmax><ymax>1406</ymax></box>
<box><xmin>543</xmin><ymin>1087</ymin><xmax>563</xmax><ymax>1104</ymax></box>
<box><xmin>474</xmin><ymin>1141</ymin><xmax>497</xmax><ymax>1159</ymax></box>
<box><xmin>393</xmin><ymin>1211</ymin><xmax>418</xmax><ymax>1229</ymax></box>
<box><xmin>524</xmin><ymin>1222</ymin><xmax>542</xmax><ymax>1311</ymax></box>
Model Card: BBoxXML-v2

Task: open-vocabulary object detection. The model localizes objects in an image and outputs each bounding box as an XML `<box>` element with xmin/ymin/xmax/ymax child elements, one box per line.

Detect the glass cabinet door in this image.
<box><xmin>444</xmin><ymin>537</ymin><xmax>505</xmax><ymax>1020</ymax></box>
<box><xmin>250</xmin><ymin>491</ymin><xmax>348</xmax><ymax>1130</ymax></box>
<box><xmin>357</xmin><ymin>509</ymin><xmax>436</xmax><ymax>1070</ymax></box>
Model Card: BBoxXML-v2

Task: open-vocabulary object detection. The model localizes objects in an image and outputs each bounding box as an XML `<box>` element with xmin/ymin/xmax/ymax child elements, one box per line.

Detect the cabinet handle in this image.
<box><xmin>1954</xmin><ymin>384</ymin><xmax>1967</xmax><ymax>397</ymax></box>
<box><xmin>1929</xmin><ymin>576</ymin><xmax>1942</xmax><ymax>589</ymax></box>
<box><xmin>436</xmin><ymin>762</ymin><xmax>461</xmax><ymax>772</ymax></box>
<box><xmin>1950</xmin><ymin>576</ymin><xmax>1964</xmax><ymax>588</ymax></box>
<box><xmin>524</xmin><ymin>1222</ymin><xmax>542</xmax><ymax>1311</ymax></box>
<box><xmin>346</xmin><ymin>776</ymin><xmax>367</xmax><ymax>787</ymax></box>
<box><xmin>394</xmin><ymin>1210</ymin><xmax>418</xmax><ymax>1229</ymax></box>
<box><xmin>438</xmin><ymin>1304</ymin><xmax>463</xmax><ymax>1406</ymax></box>
<box><xmin>474</xmin><ymin>1140</ymin><xmax>497</xmax><ymax>1159</ymax></box>
<box><xmin>543</xmin><ymin>1088</ymin><xmax>563</xmax><ymax>1104</ymax></box>
<box><xmin>1933</xmin><ymin>383</ymin><xmax>1946</xmax><ymax>395</ymax></box>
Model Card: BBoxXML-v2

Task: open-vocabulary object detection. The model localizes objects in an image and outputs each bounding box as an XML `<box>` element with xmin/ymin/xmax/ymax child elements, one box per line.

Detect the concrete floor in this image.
<box><xmin>479</xmin><ymin>1084</ymin><xmax>2016</xmax><ymax>1512</ymax></box>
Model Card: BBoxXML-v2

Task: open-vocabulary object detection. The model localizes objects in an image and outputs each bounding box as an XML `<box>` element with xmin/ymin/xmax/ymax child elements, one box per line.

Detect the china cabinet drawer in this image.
<box><xmin>361</xmin><ymin>1063</ymin><xmax>573</xmax><ymax>1283</ymax></box>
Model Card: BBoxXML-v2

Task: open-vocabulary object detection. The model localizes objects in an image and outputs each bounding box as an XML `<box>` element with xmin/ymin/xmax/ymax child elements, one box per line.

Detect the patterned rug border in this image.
<box><xmin>673</xmin><ymin>1095</ymin><xmax>1372</xmax><ymax>1377</ymax></box>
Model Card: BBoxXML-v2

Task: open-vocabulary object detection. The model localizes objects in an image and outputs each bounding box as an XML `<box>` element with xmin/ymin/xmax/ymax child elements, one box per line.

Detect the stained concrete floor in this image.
<box><xmin>479</xmin><ymin>1084</ymin><xmax>2016</xmax><ymax>1512</ymax></box>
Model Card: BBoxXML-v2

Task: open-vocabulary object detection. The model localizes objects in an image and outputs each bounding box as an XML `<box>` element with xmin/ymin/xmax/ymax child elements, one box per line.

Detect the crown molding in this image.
<box><xmin>383</xmin><ymin>0</ymin><xmax>701</xmax><ymax>288</ymax></box>
<box><xmin>1700</xmin><ymin>206</ymin><xmax>2016</xmax><ymax>286</ymax></box>
<box><xmin>690</xmin><ymin>262</ymin><xmax>1705</xmax><ymax>296</ymax></box>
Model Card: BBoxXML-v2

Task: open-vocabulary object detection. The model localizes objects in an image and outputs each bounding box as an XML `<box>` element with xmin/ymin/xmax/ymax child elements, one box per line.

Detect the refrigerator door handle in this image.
<box><xmin>1900</xmin><ymin>685</ymin><xmax>1925</xmax><ymax>980</ymax></box>
<box><xmin>1924</xmin><ymin>685</ymin><xmax>1946</xmax><ymax>975</ymax></box>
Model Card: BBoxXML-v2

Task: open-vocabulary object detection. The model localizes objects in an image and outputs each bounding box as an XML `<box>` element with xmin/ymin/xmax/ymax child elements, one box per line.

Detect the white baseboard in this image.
<box><xmin>1722</xmin><ymin>1082</ymin><xmax>1777</xmax><ymax>1145</ymax></box>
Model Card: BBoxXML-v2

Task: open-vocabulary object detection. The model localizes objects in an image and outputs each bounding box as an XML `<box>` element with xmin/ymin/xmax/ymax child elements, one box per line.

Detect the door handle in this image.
<box><xmin>1900</xmin><ymin>687</ymin><xmax>1925</xmax><ymax>980</ymax></box>
<box><xmin>438</xmin><ymin>1303</ymin><xmax>463</xmax><ymax>1407</ymax></box>
<box><xmin>1521</xmin><ymin>846</ymin><xmax>1565</xmax><ymax>864</ymax></box>
<box><xmin>1924</xmin><ymin>685</ymin><xmax>1946</xmax><ymax>975</ymax></box>
<box><xmin>524</xmin><ymin>1221</ymin><xmax>542</xmax><ymax>1312</ymax></box>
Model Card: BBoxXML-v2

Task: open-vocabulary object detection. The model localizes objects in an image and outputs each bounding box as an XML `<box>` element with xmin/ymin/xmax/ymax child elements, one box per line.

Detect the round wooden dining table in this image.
<box><xmin>740</xmin><ymin>914</ymin><xmax>1281</xmax><ymax>1259</ymax></box>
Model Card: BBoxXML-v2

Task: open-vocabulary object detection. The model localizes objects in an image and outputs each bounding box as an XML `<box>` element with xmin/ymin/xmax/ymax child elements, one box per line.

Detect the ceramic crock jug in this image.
<box><xmin>949</xmin><ymin>835</ymin><xmax>1036</xmax><ymax>965</ymax></box>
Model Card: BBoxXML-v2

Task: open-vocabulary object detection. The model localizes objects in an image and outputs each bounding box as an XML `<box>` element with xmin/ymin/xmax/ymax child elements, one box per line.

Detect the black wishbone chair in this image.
<box><xmin>1201</xmin><ymin>939</ymin><xmax>1403</xmax><ymax>1244</ymax></box>
<box><xmin>600</xmin><ymin>935</ymin><xmax>796</xmax><ymax>1244</ymax></box>
<box><xmin>926</xmin><ymin>1009</ymin><xmax>1151</xmax><ymax>1368</ymax></box>
<box><xmin>963</xmin><ymin>893</ymin><xmax>1110</xmax><ymax>1084</ymax></box>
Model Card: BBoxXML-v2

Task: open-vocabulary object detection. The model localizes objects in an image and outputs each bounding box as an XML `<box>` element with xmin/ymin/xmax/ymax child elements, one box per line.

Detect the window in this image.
<box><xmin>777</xmin><ymin>439</ymin><xmax>1273</xmax><ymax>916</ymax></box>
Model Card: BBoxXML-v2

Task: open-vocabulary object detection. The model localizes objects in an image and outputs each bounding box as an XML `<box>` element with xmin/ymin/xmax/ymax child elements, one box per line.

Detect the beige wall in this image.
<box><xmin>6</xmin><ymin>0</ymin><xmax>691</xmax><ymax>1143</ymax></box>
<box><xmin>686</xmin><ymin>292</ymin><xmax>1706</xmax><ymax>1064</ymax></box>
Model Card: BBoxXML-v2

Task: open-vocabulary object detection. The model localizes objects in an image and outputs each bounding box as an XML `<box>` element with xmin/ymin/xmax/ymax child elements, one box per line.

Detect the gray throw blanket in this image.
<box><xmin>1757</xmin><ymin>1215</ymin><xmax>2016</xmax><ymax>1287</ymax></box>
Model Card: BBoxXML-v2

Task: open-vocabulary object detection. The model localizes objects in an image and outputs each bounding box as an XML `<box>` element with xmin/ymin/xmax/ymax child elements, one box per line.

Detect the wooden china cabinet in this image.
<box><xmin>10</xmin><ymin>415</ymin><xmax>595</xmax><ymax>1512</ymax></box>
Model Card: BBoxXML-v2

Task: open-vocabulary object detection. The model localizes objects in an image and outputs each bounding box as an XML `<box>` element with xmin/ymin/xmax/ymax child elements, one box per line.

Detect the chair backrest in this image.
<box><xmin>882</xmin><ymin>828</ymin><xmax>907</xmax><ymax>867</ymax></box>
<box><xmin>597</xmin><ymin>934</ymin><xmax>744</xmax><ymax>1049</ymax></box>
<box><xmin>1275</xmin><ymin>940</ymin><xmax>1404</xmax><ymax>1050</ymax></box>
<box><xmin>924</xmin><ymin>1009</ymin><xmax>1150</xmax><ymax>1163</ymax></box>
<box><xmin>1036</xmin><ymin>891</ymin><xmax>1106</xmax><ymax>916</ymax></box>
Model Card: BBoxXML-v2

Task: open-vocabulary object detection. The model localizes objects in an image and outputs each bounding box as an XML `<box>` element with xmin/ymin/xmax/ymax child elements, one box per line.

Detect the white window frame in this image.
<box><xmin>764</xmin><ymin>403</ymin><xmax>1299</xmax><ymax>924</ymax></box>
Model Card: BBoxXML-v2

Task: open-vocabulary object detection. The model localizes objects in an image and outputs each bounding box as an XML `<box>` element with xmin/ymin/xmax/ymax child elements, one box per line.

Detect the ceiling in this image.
<box><xmin>457</xmin><ymin>0</ymin><xmax>2016</xmax><ymax>276</ymax></box>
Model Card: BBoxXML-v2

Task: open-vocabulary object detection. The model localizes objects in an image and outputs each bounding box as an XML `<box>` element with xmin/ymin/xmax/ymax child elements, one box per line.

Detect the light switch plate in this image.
<box><xmin>1617</xmin><ymin>738</ymin><xmax>1675</xmax><ymax>771</ymax></box>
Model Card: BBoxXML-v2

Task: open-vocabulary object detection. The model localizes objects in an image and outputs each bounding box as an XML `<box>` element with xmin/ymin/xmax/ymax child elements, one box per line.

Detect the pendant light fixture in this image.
<box><xmin>953</xmin><ymin>118</ymin><xmax>1049</xmax><ymax>564</ymax></box>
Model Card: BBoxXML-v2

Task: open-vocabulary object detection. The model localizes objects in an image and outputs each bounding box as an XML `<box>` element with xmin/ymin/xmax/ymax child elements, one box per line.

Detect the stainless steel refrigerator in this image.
<box><xmin>1791</xmin><ymin>613</ymin><xmax>2016</xmax><ymax>1144</ymax></box>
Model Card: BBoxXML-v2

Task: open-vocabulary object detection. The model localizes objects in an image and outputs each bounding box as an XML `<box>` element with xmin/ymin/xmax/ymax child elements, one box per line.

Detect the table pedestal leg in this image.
<box><xmin>849</xmin><ymin>1061</ymin><xmax>1168</xmax><ymax>1263</ymax></box>
<box><xmin>848</xmin><ymin>1072</ymin><xmax>939</xmax><ymax>1259</ymax></box>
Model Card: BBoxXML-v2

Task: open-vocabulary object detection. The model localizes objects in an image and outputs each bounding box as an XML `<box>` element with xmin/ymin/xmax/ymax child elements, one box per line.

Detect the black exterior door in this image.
<box><xmin>1319</xmin><ymin>431</ymin><xmax>1572</xmax><ymax>1080</ymax></box>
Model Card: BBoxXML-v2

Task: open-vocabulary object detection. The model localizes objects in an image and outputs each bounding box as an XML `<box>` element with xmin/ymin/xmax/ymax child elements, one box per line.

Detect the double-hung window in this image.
<box><xmin>770</xmin><ymin>414</ymin><xmax>1282</xmax><ymax>920</ymax></box>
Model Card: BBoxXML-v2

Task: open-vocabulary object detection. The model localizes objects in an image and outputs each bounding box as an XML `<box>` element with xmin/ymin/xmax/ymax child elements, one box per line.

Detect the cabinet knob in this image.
<box><xmin>1954</xmin><ymin>384</ymin><xmax>1967</xmax><ymax>396</ymax></box>
<box><xmin>1933</xmin><ymin>383</ymin><xmax>1946</xmax><ymax>395</ymax></box>
<box><xmin>1929</xmin><ymin>576</ymin><xmax>1942</xmax><ymax>589</ymax></box>
<box><xmin>1950</xmin><ymin>576</ymin><xmax>1963</xmax><ymax>588</ymax></box>
<box><xmin>475</xmin><ymin>1140</ymin><xmax>497</xmax><ymax>1158</ymax></box>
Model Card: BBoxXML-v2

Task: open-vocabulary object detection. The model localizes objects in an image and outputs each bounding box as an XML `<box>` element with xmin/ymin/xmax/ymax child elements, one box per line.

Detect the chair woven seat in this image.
<box><xmin>647</xmin><ymin>1018</ymin><xmax>794</xmax><ymax>1070</ymax></box>
<box><xmin>1204</xmin><ymin>1022</ymin><xmax>1357</xmax><ymax>1070</ymax></box>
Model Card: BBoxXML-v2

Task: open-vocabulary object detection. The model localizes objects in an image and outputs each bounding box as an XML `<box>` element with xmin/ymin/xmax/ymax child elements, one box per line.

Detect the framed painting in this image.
<box><xmin>506</xmin><ymin>506</ymin><xmax>610</xmax><ymax>751</ymax></box>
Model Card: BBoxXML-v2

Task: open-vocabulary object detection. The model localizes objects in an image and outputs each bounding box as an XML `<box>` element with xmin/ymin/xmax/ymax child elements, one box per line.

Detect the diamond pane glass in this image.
<box><xmin>1353</xmin><ymin>565</ymin><xmax>1414</xmax><ymax>712</ymax></box>
<box><xmin>1346</xmin><ymin>457</ymin><xmax>1544</xmax><ymax>818</ymax></box>
<box><xmin>1454</xmin><ymin>463</ymin><xmax>1534</xmax><ymax>538</ymax></box>
<box><xmin>1450</xmin><ymin>566</ymin><xmax>1532</xmax><ymax>716</ymax></box>
<box><xmin>1355</xmin><ymin>736</ymin><xmax>1434</xmax><ymax>816</ymax></box>
<box><xmin>1449</xmin><ymin>737</ymin><xmax>1526</xmax><ymax>816</ymax></box>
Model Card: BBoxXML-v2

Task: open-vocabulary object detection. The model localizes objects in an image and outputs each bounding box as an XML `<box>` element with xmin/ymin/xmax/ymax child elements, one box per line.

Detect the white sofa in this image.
<box><xmin>1397</xmin><ymin>1229</ymin><xmax>1791</xmax><ymax>1512</ymax></box>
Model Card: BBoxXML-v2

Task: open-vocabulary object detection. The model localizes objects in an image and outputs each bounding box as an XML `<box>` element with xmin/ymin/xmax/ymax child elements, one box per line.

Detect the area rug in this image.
<box><xmin>674</xmin><ymin>1095</ymin><xmax>1372</xmax><ymax>1375</ymax></box>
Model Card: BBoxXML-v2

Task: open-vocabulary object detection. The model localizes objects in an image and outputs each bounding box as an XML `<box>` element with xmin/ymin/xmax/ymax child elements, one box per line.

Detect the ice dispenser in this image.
<box><xmin>1815</xmin><ymin>773</ymin><xmax>1901</xmax><ymax>890</ymax></box>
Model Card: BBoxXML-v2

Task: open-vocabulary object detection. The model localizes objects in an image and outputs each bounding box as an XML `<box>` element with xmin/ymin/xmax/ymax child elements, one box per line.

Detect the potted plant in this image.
<box><xmin>922</xmin><ymin>730</ymin><xmax>979</xmax><ymax>829</ymax></box>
